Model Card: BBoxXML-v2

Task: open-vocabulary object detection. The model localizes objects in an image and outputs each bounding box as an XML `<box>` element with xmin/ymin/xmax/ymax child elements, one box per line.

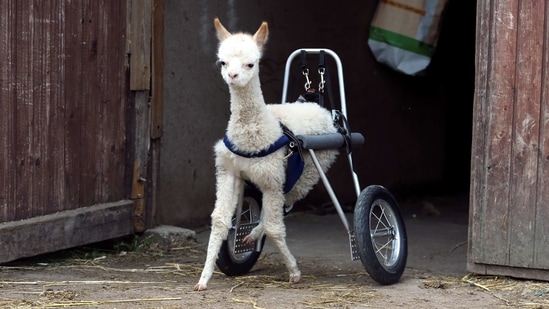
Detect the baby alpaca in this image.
<box><xmin>194</xmin><ymin>18</ymin><xmax>338</xmax><ymax>291</ymax></box>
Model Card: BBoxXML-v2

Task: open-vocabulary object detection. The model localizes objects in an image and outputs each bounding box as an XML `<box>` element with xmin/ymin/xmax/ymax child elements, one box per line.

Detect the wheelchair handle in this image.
<box><xmin>296</xmin><ymin>132</ymin><xmax>364</xmax><ymax>150</ymax></box>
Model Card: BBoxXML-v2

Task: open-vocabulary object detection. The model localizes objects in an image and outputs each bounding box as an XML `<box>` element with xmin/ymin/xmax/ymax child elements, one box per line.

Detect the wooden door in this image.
<box><xmin>468</xmin><ymin>0</ymin><xmax>549</xmax><ymax>280</ymax></box>
<box><xmin>0</xmin><ymin>0</ymin><xmax>161</xmax><ymax>263</ymax></box>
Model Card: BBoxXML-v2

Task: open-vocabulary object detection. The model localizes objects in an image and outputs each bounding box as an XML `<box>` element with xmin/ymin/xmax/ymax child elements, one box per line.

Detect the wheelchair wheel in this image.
<box><xmin>354</xmin><ymin>185</ymin><xmax>407</xmax><ymax>285</ymax></box>
<box><xmin>216</xmin><ymin>185</ymin><xmax>265</xmax><ymax>276</ymax></box>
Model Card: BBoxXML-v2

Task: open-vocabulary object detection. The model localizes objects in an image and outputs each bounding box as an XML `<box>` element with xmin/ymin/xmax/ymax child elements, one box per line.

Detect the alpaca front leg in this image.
<box><xmin>262</xmin><ymin>191</ymin><xmax>301</xmax><ymax>283</ymax></box>
<box><xmin>243</xmin><ymin>222</ymin><xmax>264</xmax><ymax>245</ymax></box>
<box><xmin>243</xmin><ymin>207</ymin><xmax>265</xmax><ymax>244</ymax></box>
<box><xmin>194</xmin><ymin>173</ymin><xmax>243</xmax><ymax>291</ymax></box>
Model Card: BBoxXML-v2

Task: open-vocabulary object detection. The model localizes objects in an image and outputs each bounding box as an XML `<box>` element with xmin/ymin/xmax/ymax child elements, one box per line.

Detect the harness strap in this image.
<box><xmin>319</xmin><ymin>50</ymin><xmax>337</xmax><ymax>112</ymax></box>
<box><xmin>223</xmin><ymin>135</ymin><xmax>287</xmax><ymax>158</ymax></box>
<box><xmin>223</xmin><ymin>124</ymin><xmax>305</xmax><ymax>194</ymax></box>
<box><xmin>281</xmin><ymin>124</ymin><xmax>304</xmax><ymax>161</ymax></box>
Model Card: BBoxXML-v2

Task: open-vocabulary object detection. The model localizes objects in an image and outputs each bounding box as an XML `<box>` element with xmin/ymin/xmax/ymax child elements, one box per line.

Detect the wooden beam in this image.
<box><xmin>0</xmin><ymin>200</ymin><xmax>134</xmax><ymax>264</ymax></box>
<box><xmin>126</xmin><ymin>0</ymin><xmax>154</xmax><ymax>231</ymax></box>
<box><xmin>151</xmin><ymin>0</ymin><xmax>164</xmax><ymax>139</ymax></box>
<box><xmin>468</xmin><ymin>262</ymin><xmax>549</xmax><ymax>282</ymax></box>
<box><xmin>129</xmin><ymin>0</ymin><xmax>152</xmax><ymax>90</ymax></box>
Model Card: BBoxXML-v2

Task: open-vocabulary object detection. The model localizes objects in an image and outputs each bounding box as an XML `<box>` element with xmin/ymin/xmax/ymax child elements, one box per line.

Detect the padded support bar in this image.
<box><xmin>296</xmin><ymin>133</ymin><xmax>364</xmax><ymax>150</ymax></box>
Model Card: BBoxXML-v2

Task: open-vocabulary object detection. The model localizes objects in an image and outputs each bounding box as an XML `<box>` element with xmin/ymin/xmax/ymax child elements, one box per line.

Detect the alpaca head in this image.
<box><xmin>214</xmin><ymin>18</ymin><xmax>268</xmax><ymax>88</ymax></box>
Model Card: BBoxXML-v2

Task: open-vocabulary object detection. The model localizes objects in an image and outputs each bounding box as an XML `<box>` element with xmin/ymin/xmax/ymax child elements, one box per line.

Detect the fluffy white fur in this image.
<box><xmin>193</xmin><ymin>18</ymin><xmax>338</xmax><ymax>291</ymax></box>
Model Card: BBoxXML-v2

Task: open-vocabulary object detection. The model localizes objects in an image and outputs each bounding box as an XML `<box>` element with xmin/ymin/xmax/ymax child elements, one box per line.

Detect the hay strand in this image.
<box><xmin>30</xmin><ymin>297</ymin><xmax>181</xmax><ymax>308</ymax></box>
<box><xmin>461</xmin><ymin>273</ymin><xmax>549</xmax><ymax>308</ymax></box>
<box><xmin>232</xmin><ymin>298</ymin><xmax>265</xmax><ymax>309</ymax></box>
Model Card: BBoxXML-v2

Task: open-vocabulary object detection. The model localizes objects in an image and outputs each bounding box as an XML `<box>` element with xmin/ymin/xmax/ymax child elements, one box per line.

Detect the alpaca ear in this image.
<box><xmin>214</xmin><ymin>17</ymin><xmax>231</xmax><ymax>41</ymax></box>
<box><xmin>252</xmin><ymin>21</ymin><xmax>269</xmax><ymax>48</ymax></box>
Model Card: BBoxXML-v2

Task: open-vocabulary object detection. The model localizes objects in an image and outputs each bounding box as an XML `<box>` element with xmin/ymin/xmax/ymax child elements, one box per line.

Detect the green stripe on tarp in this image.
<box><xmin>369</xmin><ymin>26</ymin><xmax>436</xmax><ymax>57</ymax></box>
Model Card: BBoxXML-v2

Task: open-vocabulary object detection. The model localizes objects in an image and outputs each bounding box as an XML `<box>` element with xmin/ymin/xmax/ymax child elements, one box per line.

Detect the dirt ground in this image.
<box><xmin>2</xmin><ymin>195</ymin><xmax>549</xmax><ymax>308</ymax></box>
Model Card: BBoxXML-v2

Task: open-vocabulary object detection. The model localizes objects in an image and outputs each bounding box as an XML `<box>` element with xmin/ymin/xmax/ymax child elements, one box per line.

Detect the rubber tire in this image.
<box><xmin>216</xmin><ymin>185</ymin><xmax>266</xmax><ymax>276</ymax></box>
<box><xmin>354</xmin><ymin>185</ymin><xmax>407</xmax><ymax>285</ymax></box>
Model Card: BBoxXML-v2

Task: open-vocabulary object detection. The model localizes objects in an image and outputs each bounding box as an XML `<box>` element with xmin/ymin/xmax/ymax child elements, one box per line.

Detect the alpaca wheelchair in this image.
<box><xmin>215</xmin><ymin>49</ymin><xmax>408</xmax><ymax>285</ymax></box>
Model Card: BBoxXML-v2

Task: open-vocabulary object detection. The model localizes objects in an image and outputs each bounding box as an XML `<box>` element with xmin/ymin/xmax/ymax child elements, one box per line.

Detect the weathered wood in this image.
<box><xmin>63</xmin><ymin>0</ymin><xmax>85</xmax><ymax>209</ymax></box>
<box><xmin>508</xmin><ymin>0</ymin><xmax>545</xmax><ymax>268</ymax></box>
<box><xmin>41</xmin><ymin>1</ymin><xmax>66</xmax><ymax>217</ymax></box>
<box><xmin>468</xmin><ymin>262</ymin><xmax>549</xmax><ymax>283</ymax></box>
<box><xmin>0</xmin><ymin>1</ymin><xmax>16</xmax><ymax>221</ymax></box>
<box><xmin>0</xmin><ymin>1</ymin><xmax>128</xmax><ymax>223</ymax></box>
<box><xmin>132</xmin><ymin>159</ymin><xmax>146</xmax><ymax>231</ymax></box>
<box><xmin>14</xmin><ymin>2</ymin><xmax>35</xmax><ymax>220</ymax></box>
<box><xmin>139</xmin><ymin>0</ymin><xmax>164</xmax><ymax>230</ymax></box>
<box><xmin>129</xmin><ymin>90</ymin><xmax>151</xmax><ymax>232</ymax></box>
<box><xmin>0</xmin><ymin>200</ymin><xmax>134</xmax><ymax>264</ymax></box>
<box><xmin>129</xmin><ymin>0</ymin><xmax>152</xmax><ymax>90</ymax></box>
<box><xmin>468</xmin><ymin>0</ymin><xmax>490</xmax><ymax>268</ymax></box>
<box><xmin>0</xmin><ymin>1</ymin><xmax>137</xmax><ymax>263</ymax></box>
<box><xmin>534</xmin><ymin>1</ymin><xmax>549</xmax><ymax>269</ymax></box>
<box><xmin>475</xmin><ymin>0</ymin><xmax>519</xmax><ymax>267</ymax></box>
<box><xmin>151</xmin><ymin>0</ymin><xmax>164</xmax><ymax>139</ymax></box>
<box><xmin>469</xmin><ymin>0</ymin><xmax>549</xmax><ymax>280</ymax></box>
<box><xmin>126</xmin><ymin>0</ymin><xmax>155</xmax><ymax>232</ymax></box>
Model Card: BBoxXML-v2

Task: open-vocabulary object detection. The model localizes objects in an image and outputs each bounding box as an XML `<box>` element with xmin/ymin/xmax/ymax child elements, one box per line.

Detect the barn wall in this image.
<box><xmin>468</xmin><ymin>0</ymin><xmax>549</xmax><ymax>280</ymax></box>
<box><xmin>158</xmin><ymin>0</ymin><xmax>476</xmax><ymax>227</ymax></box>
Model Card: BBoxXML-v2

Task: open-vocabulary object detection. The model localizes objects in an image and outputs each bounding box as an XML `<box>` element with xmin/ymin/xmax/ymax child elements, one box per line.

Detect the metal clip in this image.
<box><xmin>302</xmin><ymin>68</ymin><xmax>312</xmax><ymax>91</ymax></box>
<box><xmin>283</xmin><ymin>149</ymin><xmax>294</xmax><ymax>159</ymax></box>
<box><xmin>318</xmin><ymin>67</ymin><xmax>326</xmax><ymax>93</ymax></box>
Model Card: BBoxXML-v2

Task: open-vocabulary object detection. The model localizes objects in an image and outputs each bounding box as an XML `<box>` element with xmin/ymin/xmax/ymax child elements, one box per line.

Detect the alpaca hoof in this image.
<box><xmin>243</xmin><ymin>235</ymin><xmax>255</xmax><ymax>245</ymax></box>
<box><xmin>289</xmin><ymin>272</ymin><xmax>301</xmax><ymax>283</ymax></box>
<box><xmin>193</xmin><ymin>283</ymin><xmax>207</xmax><ymax>291</ymax></box>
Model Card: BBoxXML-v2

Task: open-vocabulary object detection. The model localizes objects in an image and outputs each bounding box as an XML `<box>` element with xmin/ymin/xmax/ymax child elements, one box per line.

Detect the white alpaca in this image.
<box><xmin>193</xmin><ymin>18</ymin><xmax>338</xmax><ymax>291</ymax></box>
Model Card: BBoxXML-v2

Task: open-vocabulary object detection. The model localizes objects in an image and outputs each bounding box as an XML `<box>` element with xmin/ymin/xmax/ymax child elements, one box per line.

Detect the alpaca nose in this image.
<box><xmin>228</xmin><ymin>72</ymin><xmax>238</xmax><ymax>79</ymax></box>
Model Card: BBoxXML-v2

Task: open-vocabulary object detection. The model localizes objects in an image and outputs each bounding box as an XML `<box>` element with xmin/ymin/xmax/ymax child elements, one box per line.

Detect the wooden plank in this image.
<box><xmin>82</xmin><ymin>0</ymin><xmax>103</xmax><ymax>205</ymax></box>
<box><xmin>470</xmin><ymin>0</ymin><xmax>519</xmax><ymax>267</ymax></box>
<box><xmin>149</xmin><ymin>139</ymin><xmax>161</xmax><ymax>229</ymax></box>
<box><xmin>470</xmin><ymin>0</ymin><xmax>549</xmax><ymax>275</ymax></box>
<box><xmin>32</xmin><ymin>1</ymin><xmax>61</xmax><ymax>218</ymax></box>
<box><xmin>0</xmin><ymin>200</ymin><xmax>134</xmax><ymax>264</ymax></box>
<box><xmin>132</xmin><ymin>159</ymin><xmax>146</xmax><ymax>231</ymax></box>
<box><xmin>63</xmin><ymin>0</ymin><xmax>85</xmax><ymax>209</ymax></box>
<box><xmin>96</xmin><ymin>0</ymin><xmax>128</xmax><ymax>202</ymax></box>
<box><xmin>14</xmin><ymin>2</ymin><xmax>36</xmax><ymax>220</ymax></box>
<box><xmin>130</xmin><ymin>91</ymin><xmax>151</xmax><ymax>232</ymax></box>
<box><xmin>468</xmin><ymin>262</ymin><xmax>549</xmax><ymax>282</ymax></box>
<box><xmin>468</xmin><ymin>0</ymin><xmax>491</xmax><ymax>266</ymax></box>
<box><xmin>534</xmin><ymin>7</ymin><xmax>549</xmax><ymax>269</ymax></box>
<box><xmin>48</xmin><ymin>1</ymin><xmax>68</xmax><ymax>214</ymax></box>
<box><xmin>151</xmin><ymin>0</ymin><xmax>164</xmax><ymax>139</ymax></box>
<box><xmin>143</xmin><ymin>0</ymin><xmax>164</xmax><ymax>230</ymax></box>
<box><xmin>30</xmin><ymin>1</ymin><xmax>42</xmax><ymax>218</ymax></box>
<box><xmin>127</xmin><ymin>0</ymin><xmax>154</xmax><ymax>231</ymax></box>
<box><xmin>0</xmin><ymin>1</ymin><xmax>16</xmax><ymax>222</ymax></box>
<box><xmin>508</xmin><ymin>0</ymin><xmax>545</xmax><ymax>268</ymax></box>
<box><xmin>129</xmin><ymin>0</ymin><xmax>152</xmax><ymax>90</ymax></box>
<box><xmin>60</xmin><ymin>1</ymin><xmax>128</xmax><ymax>208</ymax></box>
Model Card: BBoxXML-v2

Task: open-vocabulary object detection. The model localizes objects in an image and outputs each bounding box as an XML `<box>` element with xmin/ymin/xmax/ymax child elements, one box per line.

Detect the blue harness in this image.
<box><xmin>223</xmin><ymin>128</ymin><xmax>304</xmax><ymax>194</ymax></box>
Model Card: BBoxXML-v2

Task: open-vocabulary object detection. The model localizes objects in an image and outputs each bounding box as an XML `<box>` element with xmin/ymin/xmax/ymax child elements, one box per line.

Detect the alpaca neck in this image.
<box><xmin>226</xmin><ymin>75</ymin><xmax>282</xmax><ymax>151</ymax></box>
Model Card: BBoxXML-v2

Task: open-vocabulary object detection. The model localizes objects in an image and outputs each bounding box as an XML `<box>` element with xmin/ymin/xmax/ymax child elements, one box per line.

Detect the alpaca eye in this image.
<box><xmin>247</xmin><ymin>64</ymin><xmax>254</xmax><ymax>68</ymax></box>
<box><xmin>217</xmin><ymin>60</ymin><xmax>226</xmax><ymax>66</ymax></box>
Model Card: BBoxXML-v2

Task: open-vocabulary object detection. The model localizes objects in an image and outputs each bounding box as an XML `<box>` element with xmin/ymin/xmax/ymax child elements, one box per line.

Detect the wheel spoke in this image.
<box><xmin>373</xmin><ymin>237</ymin><xmax>395</xmax><ymax>265</ymax></box>
<box><xmin>369</xmin><ymin>202</ymin><xmax>400</xmax><ymax>267</ymax></box>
